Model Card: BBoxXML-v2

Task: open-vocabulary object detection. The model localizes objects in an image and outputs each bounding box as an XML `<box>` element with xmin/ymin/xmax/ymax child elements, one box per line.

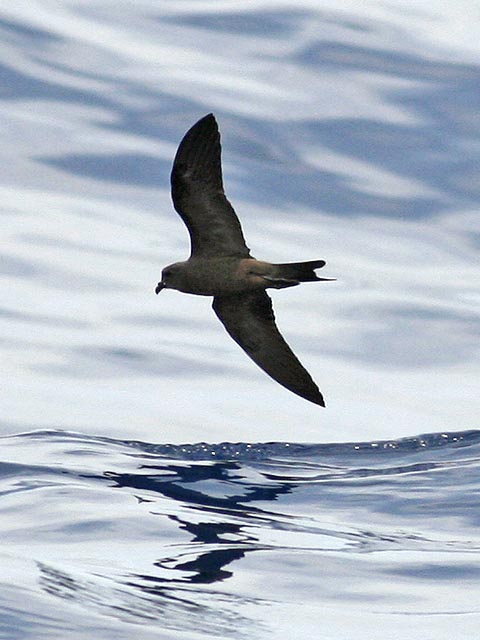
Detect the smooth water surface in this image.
<box><xmin>1</xmin><ymin>1</ymin><xmax>479</xmax><ymax>638</ymax></box>
<box><xmin>2</xmin><ymin>428</ymin><xmax>480</xmax><ymax>639</ymax></box>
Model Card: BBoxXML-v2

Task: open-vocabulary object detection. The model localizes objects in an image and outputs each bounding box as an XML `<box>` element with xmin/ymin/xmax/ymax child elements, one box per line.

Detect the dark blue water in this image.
<box><xmin>0</xmin><ymin>424</ymin><xmax>480</xmax><ymax>639</ymax></box>
<box><xmin>2</xmin><ymin>428</ymin><xmax>480</xmax><ymax>639</ymax></box>
<box><xmin>1</xmin><ymin>2</ymin><xmax>480</xmax><ymax>638</ymax></box>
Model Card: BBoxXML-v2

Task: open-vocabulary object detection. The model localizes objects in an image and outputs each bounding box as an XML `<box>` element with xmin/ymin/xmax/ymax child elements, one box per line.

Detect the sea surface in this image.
<box><xmin>1</xmin><ymin>1</ymin><xmax>479</xmax><ymax>638</ymax></box>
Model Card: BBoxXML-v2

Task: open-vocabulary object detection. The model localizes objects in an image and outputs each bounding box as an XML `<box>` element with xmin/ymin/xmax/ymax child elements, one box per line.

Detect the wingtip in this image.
<box><xmin>198</xmin><ymin>113</ymin><xmax>217</xmax><ymax>127</ymax></box>
<box><xmin>181</xmin><ymin>113</ymin><xmax>219</xmax><ymax>144</ymax></box>
<box><xmin>314</xmin><ymin>393</ymin><xmax>326</xmax><ymax>408</ymax></box>
<box><xmin>297</xmin><ymin>385</ymin><xmax>325</xmax><ymax>407</ymax></box>
<box><xmin>305</xmin><ymin>384</ymin><xmax>325</xmax><ymax>407</ymax></box>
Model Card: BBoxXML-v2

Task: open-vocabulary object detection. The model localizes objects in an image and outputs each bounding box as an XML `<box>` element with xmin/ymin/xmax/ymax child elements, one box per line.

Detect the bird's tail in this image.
<box><xmin>273</xmin><ymin>260</ymin><xmax>332</xmax><ymax>282</ymax></box>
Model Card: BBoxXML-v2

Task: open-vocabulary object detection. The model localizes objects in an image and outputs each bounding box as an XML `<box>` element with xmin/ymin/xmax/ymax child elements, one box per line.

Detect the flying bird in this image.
<box><xmin>156</xmin><ymin>114</ymin><xmax>333</xmax><ymax>406</ymax></box>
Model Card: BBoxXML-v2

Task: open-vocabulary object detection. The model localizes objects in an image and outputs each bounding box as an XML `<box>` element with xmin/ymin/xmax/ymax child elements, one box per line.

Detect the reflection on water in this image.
<box><xmin>2</xmin><ymin>429</ymin><xmax>480</xmax><ymax>639</ymax></box>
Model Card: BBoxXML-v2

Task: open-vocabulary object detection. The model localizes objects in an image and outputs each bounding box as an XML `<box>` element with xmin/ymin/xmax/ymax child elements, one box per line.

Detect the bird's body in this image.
<box><xmin>156</xmin><ymin>114</ymin><xmax>333</xmax><ymax>407</ymax></box>
<box><xmin>157</xmin><ymin>257</ymin><xmax>261</xmax><ymax>296</ymax></box>
<box><xmin>156</xmin><ymin>257</ymin><xmax>326</xmax><ymax>296</ymax></box>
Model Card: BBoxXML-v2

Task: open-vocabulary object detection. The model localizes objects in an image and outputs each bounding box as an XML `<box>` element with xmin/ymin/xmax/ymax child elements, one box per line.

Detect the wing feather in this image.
<box><xmin>171</xmin><ymin>114</ymin><xmax>251</xmax><ymax>258</ymax></box>
<box><xmin>212</xmin><ymin>291</ymin><xmax>325</xmax><ymax>406</ymax></box>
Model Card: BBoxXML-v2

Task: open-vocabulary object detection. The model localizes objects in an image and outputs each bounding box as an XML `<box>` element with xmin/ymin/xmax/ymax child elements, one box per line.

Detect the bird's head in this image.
<box><xmin>155</xmin><ymin>262</ymin><xmax>185</xmax><ymax>294</ymax></box>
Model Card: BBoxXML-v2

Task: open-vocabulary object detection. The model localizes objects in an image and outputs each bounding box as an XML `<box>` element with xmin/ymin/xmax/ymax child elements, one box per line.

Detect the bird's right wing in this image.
<box><xmin>212</xmin><ymin>291</ymin><xmax>325</xmax><ymax>406</ymax></box>
<box><xmin>171</xmin><ymin>114</ymin><xmax>251</xmax><ymax>259</ymax></box>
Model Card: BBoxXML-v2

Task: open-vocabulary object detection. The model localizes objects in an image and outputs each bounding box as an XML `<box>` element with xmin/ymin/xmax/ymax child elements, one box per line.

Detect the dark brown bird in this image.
<box><xmin>156</xmin><ymin>114</ymin><xmax>333</xmax><ymax>406</ymax></box>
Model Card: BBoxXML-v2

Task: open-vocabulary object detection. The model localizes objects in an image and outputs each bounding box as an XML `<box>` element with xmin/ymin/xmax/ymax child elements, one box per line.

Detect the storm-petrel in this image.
<box><xmin>156</xmin><ymin>114</ymin><xmax>333</xmax><ymax>406</ymax></box>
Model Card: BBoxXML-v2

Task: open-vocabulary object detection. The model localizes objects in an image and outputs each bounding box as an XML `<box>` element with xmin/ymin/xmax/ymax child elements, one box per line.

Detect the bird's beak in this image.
<box><xmin>155</xmin><ymin>281</ymin><xmax>166</xmax><ymax>294</ymax></box>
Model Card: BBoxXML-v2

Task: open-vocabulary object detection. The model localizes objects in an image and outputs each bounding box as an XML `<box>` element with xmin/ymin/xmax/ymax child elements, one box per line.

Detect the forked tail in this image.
<box><xmin>274</xmin><ymin>260</ymin><xmax>332</xmax><ymax>282</ymax></box>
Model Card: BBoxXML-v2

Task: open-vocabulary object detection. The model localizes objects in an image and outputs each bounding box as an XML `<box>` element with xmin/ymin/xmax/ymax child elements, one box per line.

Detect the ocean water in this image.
<box><xmin>1</xmin><ymin>1</ymin><xmax>480</xmax><ymax>638</ymax></box>
<box><xmin>2</xmin><ymin>428</ymin><xmax>480</xmax><ymax>639</ymax></box>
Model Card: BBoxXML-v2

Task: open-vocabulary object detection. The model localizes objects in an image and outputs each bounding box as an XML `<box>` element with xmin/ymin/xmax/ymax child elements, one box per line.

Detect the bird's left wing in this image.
<box><xmin>212</xmin><ymin>291</ymin><xmax>325</xmax><ymax>406</ymax></box>
<box><xmin>171</xmin><ymin>114</ymin><xmax>251</xmax><ymax>259</ymax></box>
